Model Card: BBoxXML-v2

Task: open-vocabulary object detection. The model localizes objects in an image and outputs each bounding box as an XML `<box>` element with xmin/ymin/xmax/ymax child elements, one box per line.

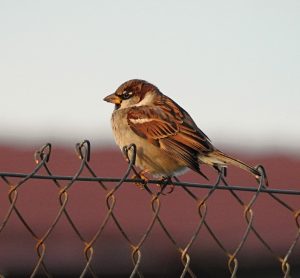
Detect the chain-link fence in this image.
<box><xmin>0</xmin><ymin>140</ymin><xmax>299</xmax><ymax>278</ymax></box>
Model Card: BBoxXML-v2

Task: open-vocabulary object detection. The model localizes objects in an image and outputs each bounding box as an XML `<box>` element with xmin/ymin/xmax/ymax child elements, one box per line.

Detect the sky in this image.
<box><xmin>0</xmin><ymin>1</ymin><xmax>299</xmax><ymax>153</ymax></box>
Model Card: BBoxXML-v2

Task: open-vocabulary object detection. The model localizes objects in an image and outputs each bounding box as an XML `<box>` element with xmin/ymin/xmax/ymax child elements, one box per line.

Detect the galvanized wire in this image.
<box><xmin>0</xmin><ymin>140</ymin><xmax>299</xmax><ymax>277</ymax></box>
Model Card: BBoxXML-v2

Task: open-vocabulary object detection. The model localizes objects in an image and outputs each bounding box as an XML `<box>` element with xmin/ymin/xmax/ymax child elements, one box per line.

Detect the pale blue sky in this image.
<box><xmin>0</xmin><ymin>1</ymin><xmax>299</xmax><ymax>152</ymax></box>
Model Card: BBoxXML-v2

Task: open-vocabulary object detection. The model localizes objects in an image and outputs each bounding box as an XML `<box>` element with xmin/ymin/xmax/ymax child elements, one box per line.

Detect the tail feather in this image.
<box><xmin>202</xmin><ymin>150</ymin><xmax>260</xmax><ymax>179</ymax></box>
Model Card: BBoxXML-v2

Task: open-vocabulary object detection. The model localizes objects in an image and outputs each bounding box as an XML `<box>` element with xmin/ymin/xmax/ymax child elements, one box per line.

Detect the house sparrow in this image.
<box><xmin>103</xmin><ymin>79</ymin><xmax>260</xmax><ymax>180</ymax></box>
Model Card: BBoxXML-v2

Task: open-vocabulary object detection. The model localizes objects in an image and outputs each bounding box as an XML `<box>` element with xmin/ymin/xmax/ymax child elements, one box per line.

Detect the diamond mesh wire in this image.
<box><xmin>0</xmin><ymin>140</ymin><xmax>299</xmax><ymax>277</ymax></box>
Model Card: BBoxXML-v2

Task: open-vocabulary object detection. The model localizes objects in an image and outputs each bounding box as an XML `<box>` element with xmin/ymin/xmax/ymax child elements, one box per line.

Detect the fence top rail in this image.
<box><xmin>1</xmin><ymin>171</ymin><xmax>299</xmax><ymax>196</ymax></box>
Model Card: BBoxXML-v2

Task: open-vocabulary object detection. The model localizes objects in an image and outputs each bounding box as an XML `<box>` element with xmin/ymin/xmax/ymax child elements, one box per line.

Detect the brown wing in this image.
<box><xmin>154</xmin><ymin>95</ymin><xmax>214</xmax><ymax>153</ymax></box>
<box><xmin>127</xmin><ymin>106</ymin><xmax>178</xmax><ymax>140</ymax></box>
<box><xmin>127</xmin><ymin>95</ymin><xmax>214</xmax><ymax>176</ymax></box>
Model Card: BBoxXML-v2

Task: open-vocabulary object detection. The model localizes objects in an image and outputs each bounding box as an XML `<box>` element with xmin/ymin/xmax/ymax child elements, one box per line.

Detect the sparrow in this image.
<box><xmin>103</xmin><ymin>79</ymin><xmax>260</xmax><ymax>181</ymax></box>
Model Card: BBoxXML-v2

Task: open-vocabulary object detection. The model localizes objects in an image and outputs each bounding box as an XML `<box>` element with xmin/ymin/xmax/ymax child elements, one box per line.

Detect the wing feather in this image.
<box><xmin>127</xmin><ymin>106</ymin><xmax>178</xmax><ymax>140</ymax></box>
<box><xmin>127</xmin><ymin>95</ymin><xmax>214</xmax><ymax>177</ymax></box>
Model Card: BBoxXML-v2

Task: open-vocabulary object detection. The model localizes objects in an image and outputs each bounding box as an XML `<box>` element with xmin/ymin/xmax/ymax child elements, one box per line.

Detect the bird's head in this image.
<box><xmin>103</xmin><ymin>79</ymin><xmax>159</xmax><ymax>110</ymax></box>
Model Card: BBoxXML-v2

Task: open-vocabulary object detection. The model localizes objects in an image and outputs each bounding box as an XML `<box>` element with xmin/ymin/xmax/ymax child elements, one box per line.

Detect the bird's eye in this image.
<box><xmin>122</xmin><ymin>91</ymin><xmax>133</xmax><ymax>100</ymax></box>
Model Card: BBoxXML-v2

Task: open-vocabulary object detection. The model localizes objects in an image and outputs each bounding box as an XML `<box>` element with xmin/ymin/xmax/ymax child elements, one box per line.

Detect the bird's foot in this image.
<box><xmin>131</xmin><ymin>170</ymin><xmax>150</xmax><ymax>191</ymax></box>
<box><xmin>157</xmin><ymin>176</ymin><xmax>175</xmax><ymax>195</ymax></box>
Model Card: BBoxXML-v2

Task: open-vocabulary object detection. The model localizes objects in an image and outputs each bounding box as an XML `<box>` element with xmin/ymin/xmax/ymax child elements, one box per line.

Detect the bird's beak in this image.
<box><xmin>103</xmin><ymin>93</ymin><xmax>121</xmax><ymax>105</ymax></box>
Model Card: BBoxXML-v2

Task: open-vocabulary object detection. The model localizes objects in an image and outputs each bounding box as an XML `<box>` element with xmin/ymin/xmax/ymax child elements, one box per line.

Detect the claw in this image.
<box><xmin>132</xmin><ymin>170</ymin><xmax>150</xmax><ymax>191</ymax></box>
<box><xmin>157</xmin><ymin>176</ymin><xmax>175</xmax><ymax>195</ymax></box>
